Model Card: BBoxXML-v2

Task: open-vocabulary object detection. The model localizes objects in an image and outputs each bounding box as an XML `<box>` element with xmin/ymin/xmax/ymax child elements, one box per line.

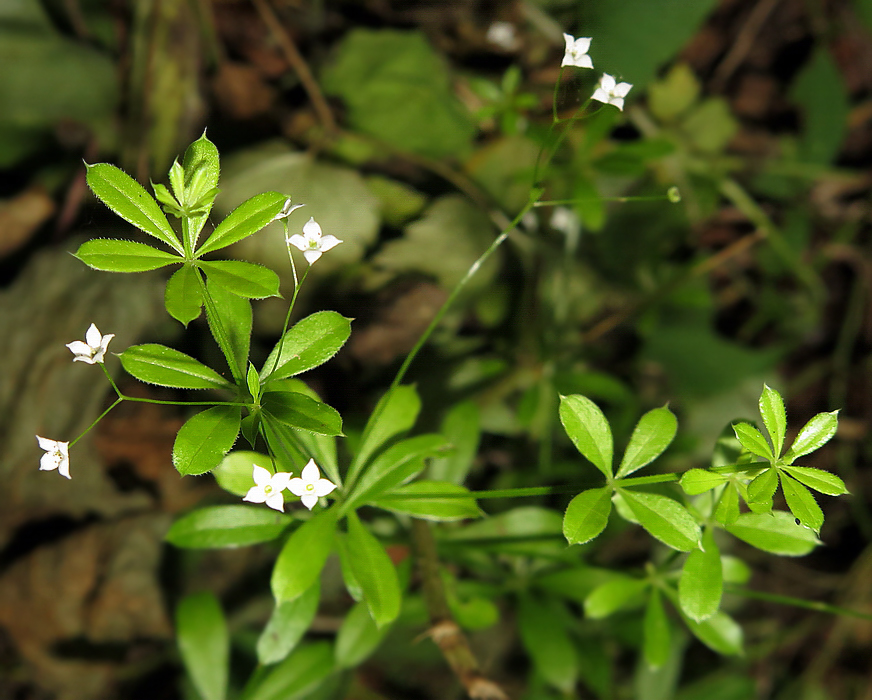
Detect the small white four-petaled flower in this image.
<box><xmin>561</xmin><ymin>33</ymin><xmax>593</xmax><ymax>69</ymax></box>
<box><xmin>289</xmin><ymin>459</ymin><xmax>337</xmax><ymax>510</ymax></box>
<box><xmin>36</xmin><ymin>436</ymin><xmax>71</xmax><ymax>479</ymax></box>
<box><xmin>288</xmin><ymin>217</ymin><xmax>342</xmax><ymax>264</ymax></box>
<box><xmin>592</xmin><ymin>74</ymin><xmax>633</xmax><ymax>111</ymax></box>
<box><xmin>243</xmin><ymin>465</ymin><xmax>292</xmax><ymax>512</ymax></box>
<box><xmin>66</xmin><ymin>323</ymin><xmax>114</xmax><ymax>364</ymax></box>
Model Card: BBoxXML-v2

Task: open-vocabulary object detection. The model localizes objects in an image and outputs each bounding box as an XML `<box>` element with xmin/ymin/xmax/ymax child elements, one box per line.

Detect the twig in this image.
<box><xmin>710</xmin><ymin>0</ymin><xmax>781</xmax><ymax>92</ymax></box>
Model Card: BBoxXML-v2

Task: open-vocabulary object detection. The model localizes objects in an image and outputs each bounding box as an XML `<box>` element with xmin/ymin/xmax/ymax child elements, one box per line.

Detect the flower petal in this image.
<box><xmin>301</xmin><ymin>460</ymin><xmax>320</xmax><ymax>482</ymax></box>
<box><xmin>302</xmin><ymin>217</ymin><xmax>322</xmax><ymax>238</ymax></box>
<box><xmin>243</xmin><ymin>486</ymin><xmax>267</xmax><ymax>504</ymax></box>
<box><xmin>287</xmin><ymin>234</ymin><xmax>308</xmax><ymax>252</ymax></box>
<box><xmin>85</xmin><ymin>323</ymin><xmax>102</xmax><ymax>347</ymax></box>
<box><xmin>300</xmin><ymin>493</ymin><xmax>319</xmax><ymax>510</ymax></box>
<box><xmin>66</xmin><ymin>341</ymin><xmax>91</xmax><ymax>356</ymax></box>
<box><xmin>318</xmin><ymin>235</ymin><xmax>342</xmax><ymax>252</ymax></box>
<box><xmin>287</xmin><ymin>476</ymin><xmax>306</xmax><ymax>497</ymax></box>
<box><xmin>272</xmin><ymin>472</ymin><xmax>292</xmax><ymax>491</ymax></box>
<box><xmin>303</xmin><ymin>249</ymin><xmax>322</xmax><ymax>264</ymax></box>
<box><xmin>252</xmin><ymin>465</ymin><xmax>272</xmax><ymax>487</ymax></box>
<box><xmin>313</xmin><ymin>478</ymin><xmax>337</xmax><ymax>498</ymax></box>
<box><xmin>265</xmin><ymin>491</ymin><xmax>286</xmax><ymax>512</ymax></box>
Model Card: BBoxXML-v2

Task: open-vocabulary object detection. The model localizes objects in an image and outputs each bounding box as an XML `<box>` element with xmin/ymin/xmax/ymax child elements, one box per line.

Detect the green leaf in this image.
<box><xmin>619</xmin><ymin>490</ymin><xmax>701</xmax><ymax>551</ymax></box>
<box><xmin>682</xmin><ymin>610</ymin><xmax>743</xmax><ymax>656</ymax></box>
<box><xmin>244</xmin><ymin>642</ymin><xmax>334</xmax><ymax>700</ymax></box>
<box><xmin>261</xmin><ymin>416</ymin><xmax>310</xmax><ymax>474</ymax></box>
<box><xmin>335</xmin><ymin>600</ymin><xmax>390</xmax><ymax>669</ymax></box>
<box><xmin>181</xmin><ymin>132</ymin><xmax>221</xmax><ymax>245</ymax></box>
<box><xmin>247</xmin><ymin>363</ymin><xmax>261</xmax><ymax>401</ymax></box>
<box><xmin>780</xmin><ymin>472</ymin><xmax>824</xmax><ymax>532</ymax></box>
<box><xmin>784</xmin><ymin>410</ymin><xmax>839</xmax><ymax>462</ymax></box>
<box><xmin>585</xmin><ymin>576</ymin><xmax>648</xmax><ymax>619</ymax></box>
<box><xmin>345</xmin><ymin>512</ymin><xmax>402</xmax><ymax>627</ymax></box>
<box><xmin>732</xmin><ymin>421</ymin><xmax>773</xmax><ymax>461</ymax></box>
<box><xmin>206</xmin><ymin>276</ymin><xmax>252</xmax><ymax>379</ymax></box>
<box><xmin>616</xmin><ymin>405</ymin><xmax>677</xmax><ymax>478</ymax></box>
<box><xmin>347</xmin><ymin>434</ymin><xmax>450</xmax><ymax>511</ymax></box>
<box><xmin>348</xmin><ymin>385</ymin><xmax>421</xmax><ymax>486</ymax></box>
<box><xmin>746</xmin><ymin>467</ymin><xmax>778</xmax><ymax>512</ymax></box>
<box><xmin>428</xmin><ymin>400</ymin><xmax>480</xmax><ymax>485</ymax></box>
<box><xmin>196</xmin><ymin>191</ymin><xmax>287</xmax><ymax>256</ymax></box>
<box><xmin>563</xmin><ymin>487</ymin><xmax>612</xmax><ymax>546</ymax></box>
<box><xmin>262</xmin><ymin>391</ymin><xmax>344</xmax><ymax>437</ymax></box>
<box><xmin>725</xmin><ymin>511</ymin><xmax>821</xmax><ymax>555</ymax></box>
<box><xmin>74</xmin><ymin>238</ymin><xmax>180</xmax><ymax>272</ymax></box>
<box><xmin>257</xmin><ymin>583</ymin><xmax>320</xmax><ymax>665</ymax></box>
<box><xmin>165</xmin><ymin>264</ymin><xmax>203</xmax><ymax>325</ymax></box>
<box><xmin>780</xmin><ymin>466</ymin><xmax>848</xmax><ymax>496</ymax></box>
<box><xmin>643</xmin><ymin>589</ymin><xmax>671</xmax><ymax>669</ymax></box>
<box><xmin>85</xmin><ymin>162</ymin><xmax>182</xmax><ymax>253</ymax></box>
<box><xmin>119</xmin><ymin>344</ymin><xmax>232</xmax><ymax>390</ymax></box>
<box><xmin>165</xmin><ymin>504</ymin><xmax>290</xmax><ymax>548</ymax></box>
<box><xmin>559</xmin><ymin>394</ymin><xmax>613</xmax><ymax>478</ymax></box>
<box><xmin>715</xmin><ymin>483</ymin><xmax>740</xmax><ymax>526</ymax></box>
<box><xmin>173</xmin><ymin>406</ymin><xmax>241</xmax><ymax>476</ymax></box>
<box><xmin>200</xmin><ymin>259</ymin><xmax>281</xmax><ymax>299</ymax></box>
<box><xmin>272</xmin><ymin>509</ymin><xmax>338</xmax><ymax>602</ymax></box>
<box><xmin>372</xmin><ymin>481</ymin><xmax>480</xmax><ymax>521</ymax></box>
<box><xmin>680</xmin><ymin>469</ymin><xmax>727</xmax><ymax>495</ymax></box>
<box><xmin>212</xmin><ymin>451</ymin><xmax>272</xmax><ymax>497</ymax></box>
<box><xmin>679</xmin><ymin>529</ymin><xmax>723</xmax><ymax>622</ymax></box>
<box><xmin>759</xmin><ymin>384</ymin><xmax>787</xmax><ymax>458</ymax></box>
<box><xmin>261</xmin><ymin>311</ymin><xmax>353</xmax><ymax>383</ymax></box>
<box><xmin>335</xmin><ymin>534</ymin><xmax>364</xmax><ymax>602</ymax></box>
<box><xmin>518</xmin><ymin>596</ymin><xmax>577</xmax><ymax>692</ymax></box>
<box><xmin>790</xmin><ymin>48</ymin><xmax>849</xmax><ymax>165</ymax></box>
<box><xmin>176</xmin><ymin>592</ymin><xmax>228</xmax><ymax>700</ymax></box>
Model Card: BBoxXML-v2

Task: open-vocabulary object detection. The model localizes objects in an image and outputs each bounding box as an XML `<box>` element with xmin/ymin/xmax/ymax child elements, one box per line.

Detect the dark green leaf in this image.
<box><xmin>196</xmin><ymin>191</ymin><xmax>287</xmax><ymax>256</ymax></box>
<box><xmin>271</xmin><ymin>509</ymin><xmax>338</xmax><ymax>602</ymax></box>
<box><xmin>679</xmin><ymin>529</ymin><xmax>722</xmax><ymax>622</ymax></box>
<box><xmin>200</xmin><ymin>259</ymin><xmax>281</xmax><ymax>299</ymax></box>
<box><xmin>165</xmin><ymin>264</ymin><xmax>203</xmax><ymax>325</ymax></box>
<box><xmin>563</xmin><ymin>487</ymin><xmax>612</xmax><ymax>546</ymax></box>
<box><xmin>790</xmin><ymin>48</ymin><xmax>849</xmax><ymax>165</ymax></box>
<box><xmin>559</xmin><ymin>394</ymin><xmax>613</xmax><ymax>478</ymax></box>
<box><xmin>346</xmin><ymin>512</ymin><xmax>402</xmax><ymax>627</ymax></box>
<box><xmin>428</xmin><ymin>400</ymin><xmax>480</xmax><ymax>485</ymax></box>
<box><xmin>759</xmin><ymin>384</ymin><xmax>787</xmax><ymax>458</ymax></box>
<box><xmin>619</xmin><ymin>490</ymin><xmax>701</xmax><ymax>551</ymax></box>
<box><xmin>176</xmin><ymin>592</ymin><xmax>228</xmax><ymax>700</ymax></box>
<box><xmin>725</xmin><ymin>511</ymin><xmax>820</xmax><ymax>555</ymax></box>
<box><xmin>262</xmin><ymin>391</ymin><xmax>344</xmax><ymax>436</ymax></box>
<box><xmin>616</xmin><ymin>405</ymin><xmax>677</xmax><ymax>478</ymax></box>
<box><xmin>165</xmin><ymin>504</ymin><xmax>290</xmax><ymax>548</ymax></box>
<box><xmin>257</xmin><ymin>583</ymin><xmax>320</xmax><ymax>665</ymax></box>
<box><xmin>244</xmin><ymin>642</ymin><xmax>334</xmax><ymax>700</ymax></box>
<box><xmin>335</xmin><ymin>601</ymin><xmax>389</xmax><ymax>669</ymax></box>
<box><xmin>74</xmin><ymin>238</ymin><xmax>180</xmax><ymax>272</ymax></box>
<box><xmin>173</xmin><ymin>406</ymin><xmax>241</xmax><ymax>476</ymax></box>
<box><xmin>643</xmin><ymin>589</ymin><xmax>671</xmax><ymax>669</ymax></box>
<box><xmin>119</xmin><ymin>343</ymin><xmax>232</xmax><ymax>390</ymax></box>
<box><xmin>518</xmin><ymin>596</ymin><xmax>577</xmax><ymax>692</ymax></box>
<box><xmin>261</xmin><ymin>311</ymin><xmax>352</xmax><ymax>383</ymax></box>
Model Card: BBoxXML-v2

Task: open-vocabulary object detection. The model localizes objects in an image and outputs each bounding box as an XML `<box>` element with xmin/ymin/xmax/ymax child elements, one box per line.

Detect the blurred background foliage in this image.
<box><xmin>1</xmin><ymin>0</ymin><xmax>872</xmax><ymax>698</ymax></box>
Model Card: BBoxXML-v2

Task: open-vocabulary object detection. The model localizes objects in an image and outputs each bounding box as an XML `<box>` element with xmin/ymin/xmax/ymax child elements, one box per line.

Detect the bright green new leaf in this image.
<box><xmin>261</xmin><ymin>391</ymin><xmax>344</xmax><ymax>436</ymax></box>
<box><xmin>682</xmin><ymin>610</ymin><xmax>743</xmax><ymax>656</ymax></box>
<box><xmin>780</xmin><ymin>472</ymin><xmax>824</xmax><ymax>532</ymax></box>
<box><xmin>559</xmin><ymin>394</ymin><xmax>613</xmax><ymax>478</ymax></box>
<box><xmin>680</xmin><ymin>469</ymin><xmax>727</xmax><ymax>495</ymax></box>
<box><xmin>619</xmin><ymin>490</ymin><xmax>701</xmax><ymax>551</ymax></box>
<box><xmin>335</xmin><ymin>600</ymin><xmax>390</xmax><ymax>669</ymax></box>
<box><xmin>165</xmin><ymin>264</ymin><xmax>203</xmax><ymax>325</ymax></box>
<box><xmin>165</xmin><ymin>504</ymin><xmax>290</xmax><ymax>548</ymax></box>
<box><xmin>725</xmin><ymin>511</ymin><xmax>820</xmax><ymax>555</ymax></box>
<box><xmin>196</xmin><ymin>191</ymin><xmax>287</xmax><ymax>256</ymax></box>
<box><xmin>85</xmin><ymin>162</ymin><xmax>182</xmax><ymax>253</ymax></box>
<box><xmin>272</xmin><ymin>509</ymin><xmax>338</xmax><ymax>602</ymax></box>
<box><xmin>759</xmin><ymin>384</ymin><xmax>787</xmax><ymax>458</ymax></box>
<box><xmin>732</xmin><ymin>421</ymin><xmax>773</xmax><ymax>461</ymax></box>
<box><xmin>173</xmin><ymin>406</ymin><xmax>241</xmax><ymax>476</ymax></box>
<box><xmin>244</xmin><ymin>641</ymin><xmax>334</xmax><ymax>700</ymax></box>
<box><xmin>784</xmin><ymin>410</ymin><xmax>839</xmax><ymax>462</ymax></box>
<box><xmin>206</xmin><ymin>277</ymin><xmax>252</xmax><ymax>378</ymax></box>
<box><xmin>176</xmin><ymin>592</ymin><xmax>228</xmax><ymax>700</ymax></box>
<box><xmin>261</xmin><ymin>311</ymin><xmax>352</xmax><ymax>383</ymax></box>
<box><xmin>518</xmin><ymin>596</ymin><xmax>578</xmax><ymax>692</ymax></box>
<box><xmin>585</xmin><ymin>576</ymin><xmax>648</xmax><ymax>619</ymax></box>
<box><xmin>679</xmin><ymin>529</ymin><xmax>722</xmax><ymax>622</ymax></box>
<box><xmin>199</xmin><ymin>259</ymin><xmax>281</xmax><ymax>299</ymax></box>
<box><xmin>372</xmin><ymin>481</ymin><xmax>480</xmax><ymax>521</ymax></box>
<box><xmin>181</xmin><ymin>132</ymin><xmax>221</xmax><ymax>245</ymax></box>
<box><xmin>74</xmin><ymin>238</ymin><xmax>181</xmax><ymax>272</ymax></box>
<box><xmin>616</xmin><ymin>405</ymin><xmax>677</xmax><ymax>478</ymax></box>
<box><xmin>345</xmin><ymin>512</ymin><xmax>401</xmax><ymax>627</ymax></box>
<box><xmin>643</xmin><ymin>589</ymin><xmax>671</xmax><ymax>669</ymax></box>
<box><xmin>563</xmin><ymin>487</ymin><xmax>612</xmax><ymax>546</ymax></box>
<box><xmin>119</xmin><ymin>344</ymin><xmax>232</xmax><ymax>390</ymax></box>
<box><xmin>247</xmin><ymin>363</ymin><xmax>261</xmax><ymax>401</ymax></box>
<box><xmin>428</xmin><ymin>400</ymin><xmax>480</xmax><ymax>484</ymax></box>
<box><xmin>715</xmin><ymin>483</ymin><xmax>739</xmax><ymax>526</ymax></box>
<box><xmin>746</xmin><ymin>468</ymin><xmax>778</xmax><ymax>512</ymax></box>
<box><xmin>780</xmin><ymin>465</ymin><xmax>848</xmax><ymax>496</ymax></box>
<box><xmin>257</xmin><ymin>583</ymin><xmax>320</xmax><ymax>665</ymax></box>
<box><xmin>212</xmin><ymin>451</ymin><xmax>273</xmax><ymax>497</ymax></box>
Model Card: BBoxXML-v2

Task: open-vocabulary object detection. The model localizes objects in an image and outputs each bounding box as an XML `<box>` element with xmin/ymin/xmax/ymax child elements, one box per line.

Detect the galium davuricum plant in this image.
<box><xmin>34</xmin><ymin>33</ymin><xmax>849</xmax><ymax>698</ymax></box>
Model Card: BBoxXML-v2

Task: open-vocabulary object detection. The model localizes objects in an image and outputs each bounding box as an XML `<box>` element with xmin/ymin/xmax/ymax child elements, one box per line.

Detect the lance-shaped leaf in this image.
<box><xmin>165</xmin><ymin>264</ymin><xmax>203</xmax><ymax>325</ymax></box>
<box><xmin>715</xmin><ymin>483</ymin><xmax>740</xmax><ymax>526</ymax></box>
<box><xmin>563</xmin><ymin>486</ymin><xmax>612</xmax><ymax>546</ymax></box>
<box><xmin>207</xmin><ymin>277</ymin><xmax>252</xmax><ymax>379</ymax></box>
<box><xmin>165</xmin><ymin>504</ymin><xmax>291</xmax><ymax>548</ymax></box>
<box><xmin>784</xmin><ymin>410</ymin><xmax>839</xmax><ymax>462</ymax></box>
<box><xmin>518</xmin><ymin>596</ymin><xmax>578</xmax><ymax>692</ymax></box>
<box><xmin>75</xmin><ymin>238</ymin><xmax>181</xmax><ymax>272</ymax></box>
<box><xmin>680</xmin><ymin>468</ymin><xmax>727</xmax><ymax>495</ymax></box>
<box><xmin>86</xmin><ymin>162</ymin><xmax>183</xmax><ymax>253</ymax></box>
<box><xmin>643</xmin><ymin>589</ymin><xmax>670</xmax><ymax>669</ymax></box>
<box><xmin>181</xmin><ymin>132</ymin><xmax>221</xmax><ymax>246</ymax></box>
<box><xmin>196</xmin><ymin>191</ymin><xmax>287</xmax><ymax>256</ymax></box>
<box><xmin>559</xmin><ymin>394</ymin><xmax>613</xmax><ymax>478</ymax></box>
<box><xmin>335</xmin><ymin>600</ymin><xmax>390</xmax><ymax>669</ymax></box>
<box><xmin>780</xmin><ymin>471</ymin><xmax>824</xmax><ymax>532</ymax></box>
<box><xmin>173</xmin><ymin>406</ymin><xmax>241</xmax><ymax>476</ymax></box>
<box><xmin>428</xmin><ymin>400</ymin><xmax>480</xmax><ymax>485</ymax></box>
<box><xmin>257</xmin><ymin>582</ymin><xmax>320</xmax><ymax>666</ymax></box>
<box><xmin>261</xmin><ymin>391</ymin><xmax>344</xmax><ymax>436</ymax></box>
<box><xmin>746</xmin><ymin>467</ymin><xmax>778</xmax><ymax>513</ymax></box>
<box><xmin>682</xmin><ymin>610</ymin><xmax>743</xmax><ymax>656</ymax></box>
<box><xmin>272</xmin><ymin>509</ymin><xmax>338</xmax><ymax>602</ymax></box>
<box><xmin>120</xmin><ymin>344</ymin><xmax>232</xmax><ymax>390</ymax></box>
<box><xmin>584</xmin><ymin>575</ymin><xmax>648</xmax><ymax>619</ymax></box>
<box><xmin>759</xmin><ymin>384</ymin><xmax>787</xmax><ymax>458</ymax></box>
<box><xmin>345</xmin><ymin>512</ymin><xmax>402</xmax><ymax>627</ymax></box>
<box><xmin>615</xmin><ymin>405</ymin><xmax>677</xmax><ymax>479</ymax></box>
<box><xmin>372</xmin><ymin>481</ymin><xmax>480</xmax><ymax>521</ymax></box>
<box><xmin>618</xmin><ymin>490</ymin><xmax>701</xmax><ymax>551</ymax></box>
<box><xmin>732</xmin><ymin>421</ymin><xmax>774</xmax><ymax>461</ymax></box>
<box><xmin>725</xmin><ymin>511</ymin><xmax>821</xmax><ymax>555</ymax></box>
<box><xmin>176</xmin><ymin>592</ymin><xmax>228</xmax><ymax>700</ymax></box>
<box><xmin>261</xmin><ymin>311</ymin><xmax>352</xmax><ymax>383</ymax></box>
<box><xmin>244</xmin><ymin>642</ymin><xmax>334</xmax><ymax>700</ymax></box>
<box><xmin>780</xmin><ymin>465</ymin><xmax>848</xmax><ymax>496</ymax></box>
<box><xmin>200</xmin><ymin>259</ymin><xmax>281</xmax><ymax>299</ymax></box>
<box><xmin>679</xmin><ymin>528</ymin><xmax>722</xmax><ymax>622</ymax></box>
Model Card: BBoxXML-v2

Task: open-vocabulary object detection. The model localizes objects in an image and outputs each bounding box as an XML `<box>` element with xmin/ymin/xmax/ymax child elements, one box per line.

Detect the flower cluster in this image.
<box><xmin>243</xmin><ymin>460</ymin><xmax>337</xmax><ymax>512</ymax></box>
<box><xmin>561</xmin><ymin>33</ymin><xmax>633</xmax><ymax>111</ymax></box>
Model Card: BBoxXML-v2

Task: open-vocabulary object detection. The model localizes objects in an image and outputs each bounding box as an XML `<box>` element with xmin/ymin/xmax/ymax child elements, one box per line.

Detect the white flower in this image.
<box><xmin>65</xmin><ymin>323</ymin><xmax>114</xmax><ymax>364</ymax></box>
<box><xmin>273</xmin><ymin>198</ymin><xmax>305</xmax><ymax>222</ymax></box>
<box><xmin>550</xmin><ymin>207</ymin><xmax>580</xmax><ymax>237</ymax></box>
<box><xmin>287</xmin><ymin>217</ymin><xmax>343</xmax><ymax>264</ymax></box>
<box><xmin>561</xmin><ymin>33</ymin><xmax>593</xmax><ymax>69</ymax></box>
<box><xmin>36</xmin><ymin>436</ymin><xmax>70</xmax><ymax>479</ymax></box>
<box><xmin>243</xmin><ymin>465</ymin><xmax>292</xmax><ymax>512</ymax></box>
<box><xmin>288</xmin><ymin>459</ymin><xmax>337</xmax><ymax>510</ymax></box>
<box><xmin>487</xmin><ymin>22</ymin><xmax>518</xmax><ymax>51</ymax></box>
<box><xmin>592</xmin><ymin>74</ymin><xmax>633</xmax><ymax>111</ymax></box>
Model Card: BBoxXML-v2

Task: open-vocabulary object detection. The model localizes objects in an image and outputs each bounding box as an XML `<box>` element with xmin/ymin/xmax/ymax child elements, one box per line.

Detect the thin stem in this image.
<box><xmin>69</xmin><ymin>397</ymin><xmax>123</xmax><ymax>447</ymax></box>
<box><xmin>102</xmin><ymin>362</ymin><xmax>245</xmax><ymax>407</ymax></box>
<box><xmin>377</xmin><ymin>485</ymin><xmax>581</xmax><ymax>501</ymax></box>
<box><xmin>724</xmin><ymin>584</ymin><xmax>872</xmax><ymax>621</ymax></box>
<box><xmin>534</xmin><ymin>193</ymin><xmax>673</xmax><ymax>206</ymax></box>
<box><xmin>616</xmin><ymin>473</ymin><xmax>682</xmax><ymax>488</ymax></box>
<box><xmin>266</xmin><ymin>241</ymin><xmax>310</xmax><ymax>381</ymax></box>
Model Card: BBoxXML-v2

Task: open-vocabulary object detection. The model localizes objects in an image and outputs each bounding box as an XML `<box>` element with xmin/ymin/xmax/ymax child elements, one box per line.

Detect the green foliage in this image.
<box><xmin>176</xmin><ymin>592</ymin><xmax>229</xmax><ymax>700</ymax></box>
<box><xmin>165</xmin><ymin>504</ymin><xmax>290</xmax><ymax>548</ymax></box>
<box><xmin>119</xmin><ymin>344</ymin><xmax>231</xmax><ymax>390</ymax></box>
<box><xmin>257</xmin><ymin>583</ymin><xmax>321</xmax><ymax>665</ymax></box>
<box><xmin>271</xmin><ymin>509</ymin><xmax>338</xmax><ymax>603</ymax></box>
<box><xmin>345</xmin><ymin>512</ymin><xmax>402</xmax><ymax>627</ymax></box>
<box><xmin>261</xmin><ymin>311</ymin><xmax>353</xmax><ymax>384</ymax></box>
<box><xmin>243</xmin><ymin>642</ymin><xmax>334</xmax><ymax>700</ymax></box>
<box><xmin>173</xmin><ymin>406</ymin><xmax>241</xmax><ymax>476</ymax></box>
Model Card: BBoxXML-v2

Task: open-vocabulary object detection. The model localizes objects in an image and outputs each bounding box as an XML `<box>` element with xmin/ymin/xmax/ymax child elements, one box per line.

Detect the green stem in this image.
<box><xmin>724</xmin><ymin>584</ymin><xmax>872</xmax><ymax>621</ymax></box>
<box><xmin>69</xmin><ymin>397</ymin><xmax>123</xmax><ymax>448</ymax></box>
<box><xmin>616</xmin><ymin>473</ymin><xmax>681</xmax><ymax>488</ymax></box>
<box><xmin>534</xmin><ymin>193</ymin><xmax>672</xmax><ymax>206</ymax></box>
<box><xmin>266</xmin><ymin>245</ymin><xmax>310</xmax><ymax>381</ymax></box>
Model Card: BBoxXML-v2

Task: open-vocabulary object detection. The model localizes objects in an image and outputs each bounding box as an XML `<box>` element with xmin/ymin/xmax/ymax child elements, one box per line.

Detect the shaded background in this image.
<box><xmin>1</xmin><ymin>0</ymin><xmax>872</xmax><ymax>698</ymax></box>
